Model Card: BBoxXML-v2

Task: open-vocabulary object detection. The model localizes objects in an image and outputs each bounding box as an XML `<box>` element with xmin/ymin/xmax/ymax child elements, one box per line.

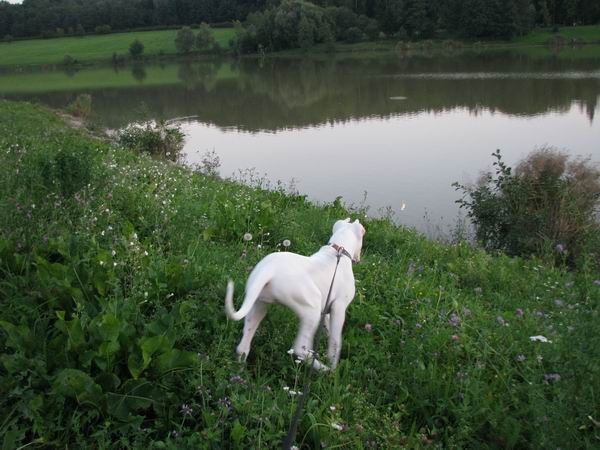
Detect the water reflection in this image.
<box><xmin>1</xmin><ymin>50</ymin><xmax>599</xmax><ymax>230</ymax></box>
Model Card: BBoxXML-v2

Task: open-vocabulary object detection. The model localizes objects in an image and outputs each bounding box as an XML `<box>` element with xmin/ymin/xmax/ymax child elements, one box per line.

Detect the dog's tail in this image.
<box><xmin>225</xmin><ymin>273</ymin><xmax>269</xmax><ymax>321</ymax></box>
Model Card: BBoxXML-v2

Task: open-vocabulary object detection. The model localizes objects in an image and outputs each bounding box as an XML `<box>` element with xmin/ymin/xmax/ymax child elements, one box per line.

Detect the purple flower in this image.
<box><xmin>555</xmin><ymin>243</ymin><xmax>566</xmax><ymax>253</ymax></box>
<box><xmin>218</xmin><ymin>396</ymin><xmax>233</xmax><ymax>410</ymax></box>
<box><xmin>415</xmin><ymin>323</ymin><xmax>423</xmax><ymax>329</ymax></box>
<box><xmin>229</xmin><ymin>375</ymin><xmax>246</xmax><ymax>385</ymax></box>
<box><xmin>534</xmin><ymin>310</ymin><xmax>546</xmax><ymax>318</ymax></box>
<box><xmin>554</xmin><ymin>299</ymin><xmax>564</xmax><ymax>307</ymax></box>
<box><xmin>544</xmin><ymin>373</ymin><xmax>561</xmax><ymax>382</ymax></box>
<box><xmin>516</xmin><ymin>308</ymin><xmax>524</xmax><ymax>317</ymax></box>
<box><xmin>516</xmin><ymin>354</ymin><xmax>526</xmax><ymax>362</ymax></box>
<box><xmin>449</xmin><ymin>313</ymin><xmax>461</xmax><ymax>327</ymax></box>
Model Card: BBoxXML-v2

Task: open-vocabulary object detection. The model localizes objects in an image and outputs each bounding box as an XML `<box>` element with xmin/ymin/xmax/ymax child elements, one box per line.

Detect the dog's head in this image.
<box><xmin>332</xmin><ymin>218</ymin><xmax>366</xmax><ymax>263</ymax></box>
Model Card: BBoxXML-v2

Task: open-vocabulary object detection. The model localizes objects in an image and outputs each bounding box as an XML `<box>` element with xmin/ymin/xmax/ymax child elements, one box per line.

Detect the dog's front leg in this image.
<box><xmin>327</xmin><ymin>304</ymin><xmax>346</xmax><ymax>369</ymax></box>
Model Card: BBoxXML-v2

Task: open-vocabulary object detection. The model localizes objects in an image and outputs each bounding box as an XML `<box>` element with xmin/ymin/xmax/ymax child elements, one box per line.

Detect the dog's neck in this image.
<box><xmin>327</xmin><ymin>230</ymin><xmax>359</xmax><ymax>262</ymax></box>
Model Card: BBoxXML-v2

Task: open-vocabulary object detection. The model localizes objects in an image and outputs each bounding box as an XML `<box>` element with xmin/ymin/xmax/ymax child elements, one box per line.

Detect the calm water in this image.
<box><xmin>2</xmin><ymin>48</ymin><xmax>600</xmax><ymax>231</ymax></box>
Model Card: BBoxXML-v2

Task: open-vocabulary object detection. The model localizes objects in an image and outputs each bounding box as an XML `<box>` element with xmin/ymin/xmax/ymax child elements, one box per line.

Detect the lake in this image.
<box><xmin>2</xmin><ymin>47</ymin><xmax>599</xmax><ymax>233</ymax></box>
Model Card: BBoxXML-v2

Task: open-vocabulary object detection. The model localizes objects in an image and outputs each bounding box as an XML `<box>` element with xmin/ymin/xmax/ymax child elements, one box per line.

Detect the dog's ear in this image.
<box><xmin>354</xmin><ymin>220</ymin><xmax>366</xmax><ymax>237</ymax></box>
<box><xmin>333</xmin><ymin>218</ymin><xmax>351</xmax><ymax>233</ymax></box>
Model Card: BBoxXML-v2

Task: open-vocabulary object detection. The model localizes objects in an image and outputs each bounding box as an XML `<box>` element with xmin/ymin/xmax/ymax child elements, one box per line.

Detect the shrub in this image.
<box><xmin>129</xmin><ymin>39</ymin><xmax>144</xmax><ymax>58</ymax></box>
<box><xmin>63</xmin><ymin>54</ymin><xmax>76</xmax><ymax>66</ymax></box>
<box><xmin>118</xmin><ymin>121</ymin><xmax>185</xmax><ymax>162</ymax></box>
<box><xmin>195</xmin><ymin>22</ymin><xmax>215</xmax><ymax>51</ymax></box>
<box><xmin>66</xmin><ymin>93</ymin><xmax>92</xmax><ymax>119</ymax></box>
<box><xmin>95</xmin><ymin>24</ymin><xmax>111</xmax><ymax>35</ymax></box>
<box><xmin>454</xmin><ymin>148</ymin><xmax>600</xmax><ymax>265</ymax></box>
<box><xmin>344</xmin><ymin>26</ymin><xmax>364</xmax><ymax>43</ymax></box>
<box><xmin>175</xmin><ymin>26</ymin><xmax>195</xmax><ymax>53</ymax></box>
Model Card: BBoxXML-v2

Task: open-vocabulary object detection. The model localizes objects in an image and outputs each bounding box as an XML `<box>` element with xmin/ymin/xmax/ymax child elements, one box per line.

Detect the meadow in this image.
<box><xmin>1</xmin><ymin>25</ymin><xmax>600</xmax><ymax>69</ymax></box>
<box><xmin>0</xmin><ymin>28</ymin><xmax>236</xmax><ymax>67</ymax></box>
<box><xmin>0</xmin><ymin>100</ymin><xmax>599</xmax><ymax>449</ymax></box>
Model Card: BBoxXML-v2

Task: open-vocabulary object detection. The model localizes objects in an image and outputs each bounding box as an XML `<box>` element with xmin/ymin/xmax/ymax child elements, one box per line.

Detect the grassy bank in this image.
<box><xmin>0</xmin><ymin>28</ymin><xmax>235</xmax><ymax>68</ymax></box>
<box><xmin>1</xmin><ymin>25</ymin><xmax>599</xmax><ymax>69</ymax></box>
<box><xmin>1</xmin><ymin>101</ymin><xmax>599</xmax><ymax>449</ymax></box>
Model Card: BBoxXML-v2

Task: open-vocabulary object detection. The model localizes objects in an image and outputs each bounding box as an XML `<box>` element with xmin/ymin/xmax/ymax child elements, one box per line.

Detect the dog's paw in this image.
<box><xmin>237</xmin><ymin>352</ymin><xmax>248</xmax><ymax>363</ymax></box>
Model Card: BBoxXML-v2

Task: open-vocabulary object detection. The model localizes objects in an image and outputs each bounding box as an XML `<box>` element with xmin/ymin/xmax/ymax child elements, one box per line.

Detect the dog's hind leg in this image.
<box><xmin>327</xmin><ymin>304</ymin><xmax>346</xmax><ymax>369</ymax></box>
<box><xmin>236</xmin><ymin>301</ymin><xmax>268</xmax><ymax>362</ymax></box>
<box><xmin>293</xmin><ymin>306</ymin><xmax>329</xmax><ymax>371</ymax></box>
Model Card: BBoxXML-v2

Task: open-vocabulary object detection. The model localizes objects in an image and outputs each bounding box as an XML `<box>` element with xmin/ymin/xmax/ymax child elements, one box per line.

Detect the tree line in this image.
<box><xmin>1</xmin><ymin>0</ymin><xmax>599</xmax><ymax>42</ymax></box>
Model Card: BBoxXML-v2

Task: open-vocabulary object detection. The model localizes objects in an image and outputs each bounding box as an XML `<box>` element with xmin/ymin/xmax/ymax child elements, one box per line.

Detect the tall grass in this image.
<box><xmin>0</xmin><ymin>101</ymin><xmax>599</xmax><ymax>449</ymax></box>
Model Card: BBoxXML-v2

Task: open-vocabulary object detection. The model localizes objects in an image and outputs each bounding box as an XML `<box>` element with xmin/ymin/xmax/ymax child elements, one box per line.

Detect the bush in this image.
<box><xmin>129</xmin><ymin>39</ymin><xmax>144</xmax><ymax>58</ymax></box>
<box><xmin>66</xmin><ymin>93</ymin><xmax>92</xmax><ymax>119</ymax></box>
<box><xmin>344</xmin><ymin>26</ymin><xmax>364</xmax><ymax>43</ymax></box>
<box><xmin>63</xmin><ymin>54</ymin><xmax>76</xmax><ymax>66</ymax></box>
<box><xmin>118</xmin><ymin>121</ymin><xmax>185</xmax><ymax>162</ymax></box>
<box><xmin>454</xmin><ymin>148</ymin><xmax>600</xmax><ymax>265</ymax></box>
<box><xmin>175</xmin><ymin>26</ymin><xmax>195</xmax><ymax>53</ymax></box>
<box><xmin>95</xmin><ymin>24</ymin><xmax>111</xmax><ymax>35</ymax></box>
<box><xmin>195</xmin><ymin>22</ymin><xmax>215</xmax><ymax>51</ymax></box>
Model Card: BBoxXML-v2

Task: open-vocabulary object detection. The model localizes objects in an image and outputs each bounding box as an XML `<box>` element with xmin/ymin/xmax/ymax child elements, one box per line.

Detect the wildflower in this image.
<box><xmin>451</xmin><ymin>334</ymin><xmax>460</xmax><ymax>342</ymax></box>
<box><xmin>415</xmin><ymin>322</ymin><xmax>423</xmax><ymax>329</ymax></box>
<box><xmin>229</xmin><ymin>375</ymin><xmax>246</xmax><ymax>385</ymax></box>
<box><xmin>462</xmin><ymin>307</ymin><xmax>472</xmax><ymax>316</ymax></box>
<box><xmin>329</xmin><ymin>405</ymin><xmax>336</xmax><ymax>411</ymax></box>
<box><xmin>171</xmin><ymin>430</ymin><xmax>180</xmax><ymax>439</ymax></box>
<box><xmin>291</xmin><ymin>446</ymin><xmax>299</xmax><ymax>450</ymax></box>
<box><xmin>243</xmin><ymin>233</ymin><xmax>253</xmax><ymax>242</ymax></box>
<box><xmin>364</xmin><ymin>323</ymin><xmax>373</xmax><ymax>332</ymax></box>
<box><xmin>144</xmin><ymin>251</ymin><xmax>149</xmax><ymax>256</ymax></box>
<box><xmin>530</xmin><ymin>335</ymin><xmax>552</xmax><ymax>343</ymax></box>
<box><xmin>144</xmin><ymin>292</ymin><xmax>148</xmax><ymax>298</ymax></box>
<box><xmin>295</xmin><ymin>359</ymin><xmax>302</xmax><ymax>364</ymax></box>
<box><xmin>331</xmin><ymin>422</ymin><xmax>344</xmax><ymax>431</ymax></box>
<box><xmin>287</xmin><ymin>348</ymin><xmax>295</xmax><ymax>355</ymax></box>
<box><xmin>448</xmin><ymin>313</ymin><xmax>460</xmax><ymax>327</ymax></box>
<box><xmin>537</xmin><ymin>355</ymin><xmax>543</xmax><ymax>363</ymax></box>
<box><xmin>283</xmin><ymin>239</ymin><xmax>291</xmax><ymax>248</ymax></box>
<box><xmin>180</xmin><ymin>404</ymin><xmax>193</xmax><ymax>416</ymax></box>
<box><xmin>516</xmin><ymin>354</ymin><xmax>526</xmax><ymax>362</ymax></box>
<box><xmin>544</xmin><ymin>373</ymin><xmax>561</xmax><ymax>382</ymax></box>
<box><xmin>496</xmin><ymin>316</ymin><xmax>506</xmax><ymax>326</ymax></box>
<box><xmin>283</xmin><ymin>386</ymin><xmax>290</xmax><ymax>391</ymax></box>
<box><xmin>111</xmin><ymin>250</ymin><xmax>116</xmax><ymax>256</ymax></box>
<box><xmin>593</xmin><ymin>280</ymin><xmax>600</xmax><ymax>287</ymax></box>
<box><xmin>99</xmin><ymin>261</ymin><xmax>105</xmax><ymax>266</ymax></box>
<box><xmin>554</xmin><ymin>299</ymin><xmax>564</xmax><ymax>307</ymax></box>
<box><xmin>474</xmin><ymin>287</ymin><xmax>482</xmax><ymax>295</ymax></box>
<box><xmin>257</xmin><ymin>244</ymin><xmax>262</xmax><ymax>249</ymax></box>
<box><xmin>516</xmin><ymin>308</ymin><xmax>524</xmax><ymax>317</ymax></box>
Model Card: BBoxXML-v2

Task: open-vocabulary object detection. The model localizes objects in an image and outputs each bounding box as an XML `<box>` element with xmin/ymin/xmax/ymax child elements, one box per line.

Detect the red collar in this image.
<box><xmin>330</xmin><ymin>243</ymin><xmax>358</xmax><ymax>263</ymax></box>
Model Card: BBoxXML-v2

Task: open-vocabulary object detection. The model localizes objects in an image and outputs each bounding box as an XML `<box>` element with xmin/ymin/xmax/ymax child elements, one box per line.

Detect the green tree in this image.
<box><xmin>129</xmin><ymin>39</ymin><xmax>144</xmax><ymax>59</ymax></box>
<box><xmin>195</xmin><ymin>22</ymin><xmax>215</xmax><ymax>51</ymax></box>
<box><xmin>298</xmin><ymin>16</ymin><xmax>314</xmax><ymax>50</ymax></box>
<box><xmin>175</xmin><ymin>26</ymin><xmax>195</xmax><ymax>53</ymax></box>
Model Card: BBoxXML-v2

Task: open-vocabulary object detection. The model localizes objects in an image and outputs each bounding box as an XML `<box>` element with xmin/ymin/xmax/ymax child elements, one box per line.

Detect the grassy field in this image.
<box><xmin>1</xmin><ymin>25</ymin><xmax>600</xmax><ymax>68</ymax></box>
<box><xmin>0</xmin><ymin>101</ymin><xmax>599</xmax><ymax>449</ymax></box>
<box><xmin>0</xmin><ymin>28</ymin><xmax>236</xmax><ymax>67</ymax></box>
<box><xmin>514</xmin><ymin>24</ymin><xmax>600</xmax><ymax>45</ymax></box>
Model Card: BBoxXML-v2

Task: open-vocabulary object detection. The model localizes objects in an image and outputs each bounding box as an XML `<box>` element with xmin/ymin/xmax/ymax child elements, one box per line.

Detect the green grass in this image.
<box><xmin>0</xmin><ymin>28</ymin><xmax>236</xmax><ymax>67</ymax></box>
<box><xmin>0</xmin><ymin>63</ymin><xmax>236</xmax><ymax>94</ymax></box>
<box><xmin>0</xmin><ymin>100</ymin><xmax>599</xmax><ymax>449</ymax></box>
<box><xmin>514</xmin><ymin>24</ymin><xmax>600</xmax><ymax>45</ymax></box>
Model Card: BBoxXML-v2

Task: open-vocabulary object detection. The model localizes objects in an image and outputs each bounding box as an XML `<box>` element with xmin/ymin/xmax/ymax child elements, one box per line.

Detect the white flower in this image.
<box><xmin>329</xmin><ymin>405</ymin><xmax>336</xmax><ymax>411</ymax></box>
<box><xmin>331</xmin><ymin>422</ymin><xmax>344</xmax><ymax>431</ymax></box>
<box><xmin>530</xmin><ymin>335</ymin><xmax>552</xmax><ymax>343</ymax></box>
<box><xmin>243</xmin><ymin>233</ymin><xmax>253</xmax><ymax>242</ymax></box>
<box><xmin>283</xmin><ymin>386</ymin><xmax>290</xmax><ymax>391</ymax></box>
<box><xmin>287</xmin><ymin>349</ymin><xmax>295</xmax><ymax>355</ymax></box>
<box><xmin>111</xmin><ymin>250</ymin><xmax>116</xmax><ymax>256</ymax></box>
<box><xmin>283</xmin><ymin>239</ymin><xmax>291</xmax><ymax>248</ymax></box>
<box><xmin>257</xmin><ymin>244</ymin><xmax>262</xmax><ymax>249</ymax></box>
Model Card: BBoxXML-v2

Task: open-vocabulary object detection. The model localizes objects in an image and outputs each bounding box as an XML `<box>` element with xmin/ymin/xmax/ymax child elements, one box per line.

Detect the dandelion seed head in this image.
<box><xmin>283</xmin><ymin>239</ymin><xmax>291</xmax><ymax>248</ymax></box>
<box><xmin>243</xmin><ymin>233</ymin><xmax>253</xmax><ymax>242</ymax></box>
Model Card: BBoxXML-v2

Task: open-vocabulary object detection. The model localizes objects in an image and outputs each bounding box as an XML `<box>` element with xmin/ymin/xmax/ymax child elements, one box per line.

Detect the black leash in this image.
<box><xmin>282</xmin><ymin>247</ymin><xmax>345</xmax><ymax>450</ymax></box>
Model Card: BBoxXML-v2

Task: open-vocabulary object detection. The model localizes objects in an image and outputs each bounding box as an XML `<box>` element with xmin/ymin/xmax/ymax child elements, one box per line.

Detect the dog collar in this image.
<box><xmin>330</xmin><ymin>243</ymin><xmax>358</xmax><ymax>264</ymax></box>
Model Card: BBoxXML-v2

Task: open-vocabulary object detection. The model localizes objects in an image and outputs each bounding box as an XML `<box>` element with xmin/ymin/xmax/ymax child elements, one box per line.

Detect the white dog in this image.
<box><xmin>225</xmin><ymin>218</ymin><xmax>365</xmax><ymax>370</ymax></box>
